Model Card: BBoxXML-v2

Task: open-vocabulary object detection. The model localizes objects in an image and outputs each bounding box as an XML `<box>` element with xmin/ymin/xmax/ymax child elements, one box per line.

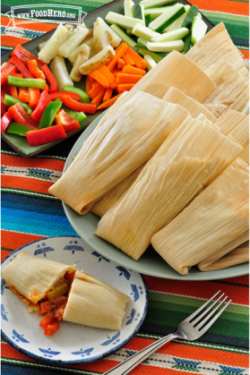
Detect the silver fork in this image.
<box><xmin>104</xmin><ymin>290</ymin><xmax>231</xmax><ymax>375</ymax></box>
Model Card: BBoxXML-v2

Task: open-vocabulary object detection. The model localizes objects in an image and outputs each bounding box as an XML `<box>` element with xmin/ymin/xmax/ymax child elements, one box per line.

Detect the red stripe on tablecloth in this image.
<box><xmin>188</xmin><ymin>0</ymin><xmax>249</xmax><ymax>16</ymax></box>
<box><xmin>2</xmin><ymin>154</ymin><xmax>65</xmax><ymax>172</ymax></box>
<box><xmin>240</xmin><ymin>49</ymin><xmax>249</xmax><ymax>59</ymax></box>
<box><xmin>2</xmin><ymin>175</ymin><xmax>53</xmax><ymax>194</ymax></box>
<box><xmin>1</xmin><ymin>16</ymin><xmax>57</xmax><ymax>32</ymax></box>
<box><xmin>144</xmin><ymin>276</ymin><xmax>249</xmax><ymax>305</ymax></box>
<box><xmin>2</xmin><ymin>230</ymin><xmax>45</xmax><ymax>252</ymax></box>
<box><xmin>2</xmin><ymin>35</ymin><xmax>32</xmax><ymax>48</ymax></box>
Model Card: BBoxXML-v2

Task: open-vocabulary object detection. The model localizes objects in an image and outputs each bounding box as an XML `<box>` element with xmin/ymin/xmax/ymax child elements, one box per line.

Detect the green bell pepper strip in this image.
<box><xmin>39</xmin><ymin>100</ymin><xmax>62</xmax><ymax>129</ymax></box>
<box><xmin>64</xmin><ymin>86</ymin><xmax>90</xmax><ymax>103</ymax></box>
<box><xmin>64</xmin><ymin>109</ymin><xmax>87</xmax><ymax>124</ymax></box>
<box><xmin>7</xmin><ymin>122</ymin><xmax>32</xmax><ymax>136</ymax></box>
<box><xmin>4</xmin><ymin>94</ymin><xmax>32</xmax><ymax>115</ymax></box>
<box><xmin>8</xmin><ymin>76</ymin><xmax>46</xmax><ymax>89</ymax></box>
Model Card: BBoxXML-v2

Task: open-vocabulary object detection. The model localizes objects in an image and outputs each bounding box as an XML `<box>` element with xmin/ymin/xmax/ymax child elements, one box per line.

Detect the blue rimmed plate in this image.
<box><xmin>1</xmin><ymin>236</ymin><xmax>148</xmax><ymax>365</ymax></box>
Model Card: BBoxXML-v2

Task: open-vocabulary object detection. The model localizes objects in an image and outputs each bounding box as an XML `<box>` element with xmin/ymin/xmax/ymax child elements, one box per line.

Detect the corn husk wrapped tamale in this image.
<box><xmin>132</xmin><ymin>51</ymin><xmax>215</xmax><ymax>102</ymax></box>
<box><xmin>95</xmin><ymin>118</ymin><xmax>242</xmax><ymax>261</ymax></box>
<box><xmin>163</xmin><ymin>87</ymin><xmax>217</xmax><ymax>123</ymax></box>
<box><xmin>203</xmin><ymin>61</ymin><xmax>249</xmax><ymax>117</ymax></box>
<box><xmin>198</xmin><ymin>243</ymin><xmax>249</xmax><ymax>271</ymax></box>
<box><xmin>2</xmin><ymin>250</ymin><xmax>74</xmax><ymax>306</ymax></box>
<box><xmin>49</xmin><ymin>90</ymin><xmax>190</xmax><ymax>214</ymax></box>
<box><xmin>91</xmin><ymin>162</ymin><xmax>147</xmax><ymax>217</ymax></box>
<box><xmin>216</xmin><ymin>110</ymin><xmax>249</xmax><ymax>163</ymax></box>
<box><xmin>151</xmin><ymin>158</ymin><xmax>249</xmax><ymax>275</ymax></box>
<box><xmin>186</xmin><ymin>23</ymin><xmax>248</xmax><ymax>78</ymax></box>
<box><xmin>63</xmin><ymin>270</ymin><xmax>129</xmax><ymax>330</ymax></box>
<box><xmin>198</xmin><ymin>231</ymin><xmax>249</xmax><ymax>271</ymax></box>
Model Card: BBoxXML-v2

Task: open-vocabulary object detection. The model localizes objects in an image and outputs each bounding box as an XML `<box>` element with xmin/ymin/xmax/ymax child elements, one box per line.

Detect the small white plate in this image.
<box><xmin>1</xmin><ymin>236</ymin><xmax>148</xmax><ymax>365</ymax></box>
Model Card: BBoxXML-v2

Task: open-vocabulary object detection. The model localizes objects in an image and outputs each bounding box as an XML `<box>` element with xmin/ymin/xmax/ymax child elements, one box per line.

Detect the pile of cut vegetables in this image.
<box><xmin>1</xmin><ymin>0</ymin><xmax>208</xmax><ymax>147</ymax></box>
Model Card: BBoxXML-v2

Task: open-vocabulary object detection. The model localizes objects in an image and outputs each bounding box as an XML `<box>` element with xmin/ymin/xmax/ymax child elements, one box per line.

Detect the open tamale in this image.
<box><xmin>151</xmin><ymin>158</ymin><xmax>249</xmax><ymax>275</ymax></box>
<box><xmin>163</xmin><ymin>87</ymin><xmax>217</xmax><ymax>123</ymax></box>
<box><xmin>198</xmin><ymin>231</ymin><xmax>249</xmax><ymax>271</ymax></box>
<box><xmin>95</xmin><ymin>117</ymin><xmax>242</xmax><ymax>261</ymax></box>
<box><xmin>49</xmin><ymin>90</ymin><xmax>190</xmax><ymax>214</ymax></box>
<box><xmin>203</xmin><ymin>60</ymin><xmax>249</xmax><ymax>117</ymax></box>
<box><xmin>186</xmin><ymin>22</ymin><xmax>248</xmax><ymax>78</ymax></box>
<box><xmin>131</xmin><ymin>50</ymin><xmax>215</xmax><ymax>102</ymax></box>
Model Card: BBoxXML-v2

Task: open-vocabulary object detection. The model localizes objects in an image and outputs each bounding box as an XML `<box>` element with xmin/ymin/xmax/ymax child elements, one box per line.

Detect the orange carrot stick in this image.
<box><xmin>96</xmin><ymin>65</ymin><xmax>117</xmax><ymax>88</ymax></box>
<box><xmin>117</xmin><ymin>83</ymin><xmax>135</xmax><ymax>93</ymax></box>
<box><xmin>85</xmin><ymin>75</ymin><xmax>93</xmax><ymax>94</ymax></box>
<box><xmin>122</xmin><ymin>52</ymin><xmax>135</xmax><ymax>66</ymax></box>
<box><xmin>103</xmin><ymin>88</ymin><xmax>113</xmax><ymax>102</ymax></box>
<box><xmin>116</xmin><ymin>74</ymin><xmax>143</xmax><ymax>84</ymax></box>
<box><xmin>117</xmin><ymin>58</ymin><xmax>125</xmax><ymax>69</ymax></box>
<box><xmin>126</xmin><ymin>46</ymin><xmax>147</xmax><ymax>70</ymax></box>
<box><xmin>91</xmin><ymin>87</ymin><xmax>105</xmax><ymax>106</ymax></box>
<box><xmin>112</xmin><ymin>68</ymin><xmax>122</xmax><ymax>75</ymax></box>
<box><xmin>19</xmin><ymin>87</ymin><xmax>30</xmax><ymax>103</ymax></box>
<box><xmin>97</xmin><ymin>94</ymin><xmax>123</xmax><ymax>110</ymax></box>
<box><xmin>88</xmin><ymin>70</ymin><xmax>110</xmax><ymax>88</ymax></box>
<box><xmin>122</xmin><ymin>65</ymin><xmax>146</xmax><ymax>76</ymax></box>
<box><xmin>88</xmin><ymin>83</ymin><xmax>104</xmax><ymax>100</ymax></box>
<box><xmin>106</xmin><ymin>43</ymin><xmax>129</xmax><ymax>71</ymax></box>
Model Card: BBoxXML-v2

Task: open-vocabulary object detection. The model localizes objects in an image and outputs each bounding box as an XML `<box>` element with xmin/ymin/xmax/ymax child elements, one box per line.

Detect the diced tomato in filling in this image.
<box><xmin>44</xmin><ymin>323</ymin><xmax>60</xmax><ymax>336</ymax></box>
<box><xmin>64</xmin><ymin>269</ymin><xmax>76</xmax><ymax>283</ymax></box>
<box><xmin>39</xmin><ymin>311</ymin><xmax>55</xmax><ymax>328</ymax></box>
<box><xmin>54</xmin><ymin>305</ymin><xmax>66</xmax><ymax>321</ymax></box>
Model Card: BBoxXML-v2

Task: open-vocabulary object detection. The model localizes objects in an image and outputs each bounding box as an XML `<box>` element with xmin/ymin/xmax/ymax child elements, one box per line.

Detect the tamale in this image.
<box><xmin>132</xmin><ymin>50</ymin><xmax>215</xmax><ymax>102</ymax></box>
<box><xmin>203</xmin><ymin>61</ymin><xmax>249</xmax><ymax>117</ymax></box>
<box><xmin>2</xmin><ymin>250</ymin><xmax>74</xmax><ymax>305</ymax></box>
<box><xmin>198</xmin><ymin>243</ymin><xmax>249</xmax><ymax>272</ymax></box>
<box><xmin>163</xmin><ymin>87</ymin><xmax>217</xmax><ymax>123</ymax></box>
<box><xmin>198</xmin><ymin>231</ymin><xmax>249</xmax><ymax>271</ymax></box>
<box><xmin>63</xmin><ymin>270</ymin><xmax>129</xmax><ymax>330</ymax></box>
<box><xmin>95</xmin><ymin>117</ymin><xmax>242</xmax><ymax>261</ymax></box>
<box><xmin>49</xmin><ymin>90</ymin><xmax>190</xmax><ymax>214</ymax></box>
<box><xmin>186</xmin><ymin>22</ymin><xmax>248</xmax><ymax>78</ymax></box>
<box><xmin>151</xmin><ymin>158</ymin><xmax>249</xmax><ymax>275</ymax></box>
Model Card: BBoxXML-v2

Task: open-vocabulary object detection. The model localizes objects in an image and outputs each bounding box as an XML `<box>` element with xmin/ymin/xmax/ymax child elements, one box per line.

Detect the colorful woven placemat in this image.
<box><xmin>1</xmin><ymin>0</ymin><xmax>249</xmax><ymax>374</ymax></box>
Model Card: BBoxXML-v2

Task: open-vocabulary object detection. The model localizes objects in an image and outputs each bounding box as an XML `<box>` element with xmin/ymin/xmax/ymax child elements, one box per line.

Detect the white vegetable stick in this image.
<box><xmin>94</xmin><ymin>17</ymin><xmax>110</xmax><ymax>53</ymax></box>
<box><xmin>58</xmin><ymin>28</ymin><xmax>89</xmax><ymax>58</ymax></box>
<box><xmin>147</xmin><ymin>40</ymin><xmax>184</xmax><ymax>52</ymax></box>
<box><xmin>38</xmin><ymin>24</ymin><xmax>69</xmax><ymax>64</ymax></box>
<box><xmin>79</xmin><ymin>45</ymin><xmax>115</xmax><ymax>75</ymax></box>
<box><xmin>50</xmin><ymin>56</ymin><xmax>73</xmax><ymax>91</ymax></box>
<box><xmin>70</xmin><ymin>45</ymin><xmax>90</xmax><ymax>82</ymax></box>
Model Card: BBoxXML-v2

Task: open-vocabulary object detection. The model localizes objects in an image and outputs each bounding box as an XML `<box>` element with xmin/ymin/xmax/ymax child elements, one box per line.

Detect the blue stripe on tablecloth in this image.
<box><xmin>1</xmin><ymin>194</ymin><xmax>76</xmax><ymax>237</ymax></box>
<box><xmin>1</xmin><ymin>364</ymin><xmax>64</xmax><ymax>375</ymax></box>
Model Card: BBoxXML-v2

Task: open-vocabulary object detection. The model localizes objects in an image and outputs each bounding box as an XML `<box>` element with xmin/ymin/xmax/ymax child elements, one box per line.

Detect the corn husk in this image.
<box><xmin>186</xmin><ymin>22</ymin><xmax>248</xmax><ymax>78</ymax></box>
<box><xmin>151</xmin><ymin>158</ymin><xmax>249</xmax><ymax>275</ymax></box>
<box><xmin>163</xmin><ymin>87</ymin><xmax>217</xmax><ymax>123</ymax></box>
<box><xmin>91</xmin><ymin>161</ymin><xmax>147</xmax><ymax>217</ymax></box>
<box><xmin>1</xmin><ymin>251</ymin><xmax>74</xmax><ymax>305</ymax></box>
<box><xmin>198</xmin><ymin>243</ymin><xmax>249</xmax><ymax>271</ymax></box>
<box><xmin>198</xmin><ymin>231</ymin><xmax>249</xmax><ymax>271</ymax></box>
<box><xmin>132</xmin><ymin>50</ymin><xmax>215</xmax><ymax>102</ymax></box>
<box><xmin>203</xmin><ymin>60</ymin><xmax>249</xmax><ymax>117</ymax></box>
<box><xmin>63</xmin><ymin>270</ymin><xmax>129</xmax><ymax>330</ymax></box>
<box><xmin>96</xmin><ymin>118</ymin><xmax>242</xmax><ymax>261</ymax></box>
<box><xmin>49</xmin><ymin>90</ymin><xmax>190</xmax><ymax>214</ymax></box>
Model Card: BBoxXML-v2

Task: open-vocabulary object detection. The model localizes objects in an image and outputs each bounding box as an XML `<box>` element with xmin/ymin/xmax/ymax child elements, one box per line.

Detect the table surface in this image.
<box><xmin>1</xmin><ymin>0</ymin><xmax>249</xmax><ymax>374</ymax></box>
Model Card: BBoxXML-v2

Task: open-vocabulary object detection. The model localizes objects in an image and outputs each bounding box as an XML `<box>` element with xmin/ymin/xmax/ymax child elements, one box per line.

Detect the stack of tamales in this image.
<box><xmin>50</xmin><ymin>21</ymin><xmax>249</xmax><ymax>275</ymax></box>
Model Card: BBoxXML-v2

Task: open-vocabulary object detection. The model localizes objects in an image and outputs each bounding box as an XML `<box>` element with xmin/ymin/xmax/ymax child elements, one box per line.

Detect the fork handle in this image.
<box><xmin>104</xmin><ymin>333</ymin><xmax>180</xmax><ymax>375</ymax></box>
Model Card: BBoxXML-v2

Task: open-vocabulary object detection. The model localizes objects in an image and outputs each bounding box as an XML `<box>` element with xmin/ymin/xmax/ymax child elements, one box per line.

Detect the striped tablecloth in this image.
<box><xmin>1</xmin><ymin>0</ymin><xmax>249</xmax><ymax>374</ymax></box>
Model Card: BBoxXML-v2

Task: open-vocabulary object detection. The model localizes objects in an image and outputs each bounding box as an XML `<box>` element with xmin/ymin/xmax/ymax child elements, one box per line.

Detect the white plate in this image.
<box><xmin>63</xmin><ymin>112</ymin><xmax>249</xmax><ymax>281</ymax></box>
<box><xmin>1</xmin><ymin>236</ymin><xmax>148</xmax><ymax>365</ymax></box>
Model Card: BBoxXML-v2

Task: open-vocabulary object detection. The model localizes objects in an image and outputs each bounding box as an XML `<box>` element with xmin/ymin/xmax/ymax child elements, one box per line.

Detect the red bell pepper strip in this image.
<box><xmin>44</xmin><ymin>323</ymin><xmax>60</xmax><ymax>336</ymax></box>
<box><xmin>28</xmin><ymin>87</ymin><xmax>40</xmax><ymax>109</ymax></box>
<box><xmin>42</xmin><ymin>84</ymin><xmax>49</xmax><ymax>92</ymax></box>
<box><xmin>31</xmin><ymin>90</ymin><xmax>51</xmax><ymax>123</ymax></box>
<box><xmin>19</xmin><ymin>87</ymin><xmax>30</xmax><ymax>103</ymax></box>
<box><xmin>1</xmin><ymin>84</ymin><xmax>8</xmax><ymax>115</ymax></box>
<box><xmin>11</xmin><ymin>44</ymin><xmax>44</xmax><ymax>69</ymax></box>
<box><xmin>49</xmin><ymin>91</ymin><xmax>81</xmax><ymax>102</ymax></box>
<box><xmin>27</xmin><ymin>125</ymin><xmax>67</xmax><ymax>146</ymax></box>
<box><xmin>55</xmin><ymin>109</ymin><xmax>80</xmax><ymax>132</ymax></box>
<box><xmin>59</xmin><ymin>95</ymin><xmax>97</xmax><ymax>114</ymax></box>
<box><xmin>27</xmin><ymin>59</ymin><xmax>46</xmax><ymax>80</ymax></box>
<box><xmin>9</xmin><ymin>56</ymin><xmax>35</xmax><ymax>78</ymax></box>
<box><xmin>1</xmin><ymin>111</ymin><xmax>12</xmax><ymax>132</ymax></box>
<box><xmin>1</xmin><ymin>63</ymin><xmax>17</xmax><ymax>85</ymax></box>
<box><xmin>8</xmin><ymin>103</ymin><xmax>38</xmax><ymax>129</ymax></box>
<box><xmin>41</xmin><ymin>64</ymin><xmax>58</xmax><ymax>93</ymax></box>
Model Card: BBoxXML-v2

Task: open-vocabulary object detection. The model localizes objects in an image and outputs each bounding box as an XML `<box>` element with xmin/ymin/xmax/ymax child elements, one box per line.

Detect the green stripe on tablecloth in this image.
<box><xmin>1</xmin><ymin>187</ymin><xmax>59</xmax><ymax>200</ymax></box>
